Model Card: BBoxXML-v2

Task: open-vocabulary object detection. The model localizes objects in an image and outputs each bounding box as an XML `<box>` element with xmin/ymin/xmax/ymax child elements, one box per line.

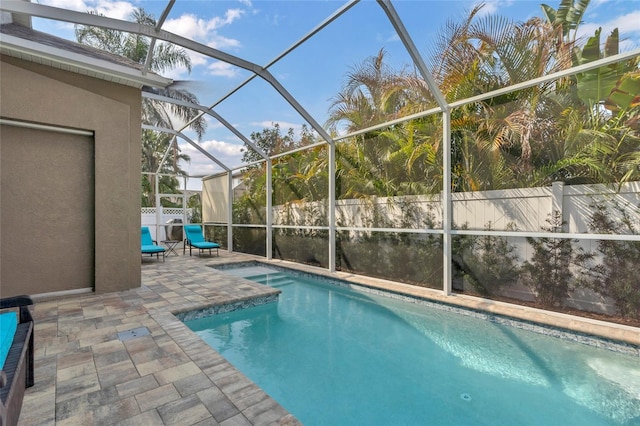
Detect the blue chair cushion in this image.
<box><xmin>141</xmin><ymin>227</ymin><xmax>156</xmax><ymax>246</ymax></box>
<box><xmin>0</xmin><ymin>311</ymin><xmax>18</xmax><ymax>369</ymax></box>
<box><xmin>141</xmin><ymin>245</ymin><xmax>165</xmax><ymax>253</ymax></box>
<box><xmin>184</xmin><ymin>225</ymin><xmax>205</xmax><ymax>243</ymax></box>
<box><xmin>190</xmin><ymin>241</ymin><xmax>220</xmax><ymax>249</ymax></box>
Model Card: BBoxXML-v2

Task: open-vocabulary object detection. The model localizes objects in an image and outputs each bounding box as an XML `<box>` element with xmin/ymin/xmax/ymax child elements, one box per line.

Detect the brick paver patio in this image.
<box><xmin>18</xmin><ymin>251</ymin><xmax>299</xmax><ymax>426</ymax></box>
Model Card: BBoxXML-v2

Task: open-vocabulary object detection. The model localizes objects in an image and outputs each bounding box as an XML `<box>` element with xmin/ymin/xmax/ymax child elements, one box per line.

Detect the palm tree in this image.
<box><xmin>326</xmin><ymin>48</ymin><xmax>412</xmax><ymax>134</ymax></box>
<box><xmin>76</xmin><ymin>7</ymin><xmax>206</xmax><ymax>205</ymax></box>
<box><xmin>327</xmin><ymin>50</ymin><xmax>428</xmax><ymax>198</ymax></box>
<box><xmin>141</xmin><ymin>130</ymin><xmax>191</xmax><ymax>207</ymax></box>
<box><xmin>75</xmin><ymin>8</ymin><xmax>206</xmax><ymax>138</ymax></box>
<box><xmin>425</xmin><ymin>1</ymin><xmax>637</xmax><ymax>189</ymax></box>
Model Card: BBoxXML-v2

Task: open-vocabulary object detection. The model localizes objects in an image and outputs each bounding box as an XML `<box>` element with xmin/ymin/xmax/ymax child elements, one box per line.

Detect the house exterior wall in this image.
<box><xmin>0</xmin><ymin>55</ymin><xmax>142</xmax><ymax>295</ymax></box>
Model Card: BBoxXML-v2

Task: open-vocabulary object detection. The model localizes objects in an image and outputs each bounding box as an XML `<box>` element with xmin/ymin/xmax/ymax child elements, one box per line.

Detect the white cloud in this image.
<box><xmin>41</xmin><ymin>0</ymin><xmax>249</xmax><ymax>77</ymax></box>
<box><xmin>41</xmin><ymin>0</ymin><xmax>135</xmax><ymax>19</ymax></box>
<box><xmin>161</xmin><ymin>8</ymin><xmax>247</xmax><ymax>74</ymax></box>
<box><xmin>386</xmin><ymin>32</ymin><xmax>401</xmax><ymax>43</ymax></box>
<box><xmin>40</xmin><ymin>0</ymin><xmax>89</xmax><ymax>12</ymax></box>
<box><xmin>163</xmin><ymin>10</ymin><xmax>244</xmax><ymax>48</ymax></box>
<box><xmin>162</xmin><ymin>64</ymin><xmax>190</xmax><ymax>81</ymax></box>
<box><xmin>577</xmin><ymin>22</ymin><xmax>605</xmax><ymax>40</ymax></box>
<box><xmin>207</xmin><ymin>61</ymin><xmax>240</xmax><ymax>78</ymax></box>
<box><xmin>94</xmin><ymin>1</ymin><xmax>135</xmax><ymax>20</ymax></box>
<box><xmin>164</xmin><ymin>14</ymin><xmax>213</xmax><ymax>40</ymax></box>
<box><xmin>577</xmin><ymin>11</ymin><xmax>640</xmax><ymax>45</ymax></box>
<box><xmin>472</xmin><ymin>0</ymin><xmax>516</xmax><ymax>18</ymax></box>
<box><xmin>619</xmin><ymin>38</ymin><xmax>636</xmax><ymax>52</ymax></box>
<box><xmin>591</xmin><ymin>0</ymin><xmax>613</xmax><ymax>8</ymax></box>
<box><xmin>187</xmin><ymin>51</ymin><xmax>210</xmax><ymax>67</ymax></box>
<box><xmin>612</xmin><ymin>11</ymin><xmax>640</xmax><ymax>37</ymax></box>
<box><xmin>474</xmin><ymin>1</ymin><xmax>498</xmax><ymax>17</ymax></box>
<box><xmin>179</xmin><ymin>139</ymin><xmax>245</xmax><ymax>174</ymax></box>
<box><xmin>221</xmin><ymin>9</ymin><xmax>245</xmax><ymax>26</ymax></box>
<box><xmin>202</xmin><ymin>139</ymin><xmax>245</xmax><ymax>156</ymax></box>
<box><xmin>206</xmin><ymin>35</ymin><xmax>242</xmax><ymax>50</ymax></box>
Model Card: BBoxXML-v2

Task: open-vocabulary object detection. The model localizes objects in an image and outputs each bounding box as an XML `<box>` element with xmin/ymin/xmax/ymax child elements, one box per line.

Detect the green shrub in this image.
<box><xmin>585</xmin><ymin>201</ymin><xmax>640</xmax><ymax>319</ymax></box>
<box><xmin>461</xmin><ymin>222</ymin><xmax>520</xmax><ymax>296</ymax></box>
<box><xmin>521</xmin><ymin>211</ymin><xmax>589</xmax><ymax>307</ymax></box>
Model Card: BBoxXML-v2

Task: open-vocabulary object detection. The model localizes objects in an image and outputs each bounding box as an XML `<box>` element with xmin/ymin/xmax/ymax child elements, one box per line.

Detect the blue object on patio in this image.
<box><xmin>141</xmin><ymin>226</ymin><xmax>165</xmax><ymax>262</ymax></box>
<box><xmin>183</xmin><ymin>225</ymin><xmax>220</xmax><ymax>257</ymax></box>
<box><xmin>0</xmin><ymin>295</ymin><xmax>34</xmax><ymax>426</ymax></box>
<box><xmin>0</xmin><ymin>313</ymin><xmax>17</xmax><ymax>371</ymax></box>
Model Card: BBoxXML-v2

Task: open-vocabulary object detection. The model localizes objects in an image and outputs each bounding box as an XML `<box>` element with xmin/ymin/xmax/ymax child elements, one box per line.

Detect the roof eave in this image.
<box><xmin>0</xmin><ymin>33</ymin><xmax>173</xmax><ymax>89</ymax></box>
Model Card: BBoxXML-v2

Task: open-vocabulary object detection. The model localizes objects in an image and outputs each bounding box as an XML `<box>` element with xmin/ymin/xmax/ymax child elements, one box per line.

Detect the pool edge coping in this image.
<box><xmin>208</xmin><ymin>258</ymin><xmax>640</xmax><ymax>354</ymax></box>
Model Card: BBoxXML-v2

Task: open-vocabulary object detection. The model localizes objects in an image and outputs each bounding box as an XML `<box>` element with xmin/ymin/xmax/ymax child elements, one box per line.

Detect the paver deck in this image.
<box><xmin>18</xmin><ymin>251</ymin><xmax>299</xmax><ymax>426</ymax></box>
<box><xmin>16</xmin><ymin>248</ymin><xmax>640</xmax><ymax>425</ymax></box>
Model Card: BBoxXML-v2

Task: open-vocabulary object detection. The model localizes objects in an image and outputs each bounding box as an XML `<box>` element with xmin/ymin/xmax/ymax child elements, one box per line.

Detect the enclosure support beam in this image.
<box><xmin>142</xmin><ymin>125</ymin><xmax>230</xmax><ymax>171</ymax></box>
<box><xmin>142</xmin><ymin>92</ymin><xmax>268</xmax><ymax>161</ymax></box>
<box><xmin>228</xmin><ymin>171</ymin><xmax>234</xmax><ymax>252</ymax></box>
<box><xmin>207</xmin><ymin>0</ymin><xmax>360</xmax><ymax>111</ymax></box>
<box><xmin>266</xmin><ymin>159</ymin><xmax>273</xmax><ymax>260</ymax></box>
<box><xmin>182</xmin><ymin>176</ymin><xmax>188</xmax><ymax>227</ymax></box>
<box><xmin>142</xmin><ymin>0</ymin><xmax>175</xmax><ymax>76</ymax></box>
<box><xmin>155</xmin><ymin>135</ymin><xmax>177</xmax><ymax>174</ymax></box>
<box><xmin>377</xmin><ymin>0</ymin><xmax>448</xmax><ymax>109</ymax></box>
<box><xmin>155</xmin><ymin>174</ymin><xmax>161</xmax><ymax>236</ymax></box>
<box><xmin>442</xmin><ymin>109</ymin><xmax>452</xmax><ymax>295</ymax></box>
<box><xmin>259</xmin><ymin>70</ymin><xmax>335</xmax><ymax>146</ymax></box>
<box><xmin>328</xmin><ymin>143</ymin><xmax>336</xmax><ymax>272</ymax></box>
<box><xmin>1</xmin><ymin>2</ymin><xmax>262</xmax><ymax>73</ymax></box>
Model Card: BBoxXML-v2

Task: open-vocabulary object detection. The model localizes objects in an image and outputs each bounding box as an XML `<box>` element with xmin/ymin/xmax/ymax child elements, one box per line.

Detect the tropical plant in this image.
<box><xmin>572</xmin><ymin>27</ymin><xmax>640</xmax><ymax>110</ymax></box>
<box><xmin>241</xmin><ymin>123</ymin><xmax>316</xmax><ymax>164</ymax></box>
<box><xmin>272</xmin><ymin>146</ymin><xmax>328</xmax><ymax>209</ymax></box>
<box><xmin>76</xmin><ymin>7</ymin><xmax>206</xmax><ymax>203</ymax></box>
<box><xmin>326</xmin><ymin>48</ymin><xmax>413</xmax><ymax>134</ymax></box>
<box><xmin>427</xmin><ymin>3</ymin><xmax>576</xmax><ymax>190</ymax></box>
<box><xmin>540</xmin><ymin>0</ymin><xmax>589</xmax><ymax>74</ymax></box>
<box><xmin>187</xmin><ymin>194</ymin><xmax>202</xmax><ymax>224</ymax></box>
<box><xmin>236</xmin><ymin>124</ymin><xmax>320</xmax><ymax>226</ymax></box>
<box><xmin>75</xmin><ymin>8</ymin><xmax>206</xmax><ymax>138</ymax></box>
<box><xmin>605</xmin><ymin>71</ymin><xmax>640</xmax><ymax>114</ymax></box>
<box><xmin>540</xmin><ymin>0</ymin><xmax>590</xmax><ymax>41</ymax></box>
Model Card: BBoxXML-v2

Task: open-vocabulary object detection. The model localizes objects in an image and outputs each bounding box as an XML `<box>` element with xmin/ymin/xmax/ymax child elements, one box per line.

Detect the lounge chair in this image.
<box><xmin>0</xmin><ymin>295</ymin><xmax>34</xmax><ymax>426</ymax></box>
<box><xmin>141</xmin><ymin>226</ymin><xmax>165</xmax><ymax>262</ymax></box>
<box><xmin>183</xmin><ymin>225</ymin><xmax>220</xmax><ymax>257</ymax></box>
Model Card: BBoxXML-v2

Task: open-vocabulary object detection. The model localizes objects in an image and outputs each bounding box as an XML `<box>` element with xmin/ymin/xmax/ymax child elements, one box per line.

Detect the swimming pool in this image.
<box><xmin>184</xmin><ymin>265</ymin><xmax>640</xmax><ymax>425</ymax></box>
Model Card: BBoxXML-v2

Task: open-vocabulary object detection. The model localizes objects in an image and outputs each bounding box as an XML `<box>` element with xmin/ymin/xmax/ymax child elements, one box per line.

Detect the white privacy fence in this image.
<box><xmin>271</xmin><ymin>182</ymin><xmax>640</xmax><ymax>315</ymax></box>
<box><xmin>270</xmin><ymin>181</ymin><xmax>640</xmax><ymax>233</ymax></box>
<box><xmin>141</xmin><ymin>207</ymin><xmax>193</xmax><ymax>241</ymax></box>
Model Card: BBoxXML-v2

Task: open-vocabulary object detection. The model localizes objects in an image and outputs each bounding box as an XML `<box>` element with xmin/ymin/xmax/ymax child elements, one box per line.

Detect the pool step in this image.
<box><xmin>247</xmin><ymin>273</ymin><xmax>295</xmax><ymax>288</ymax></box>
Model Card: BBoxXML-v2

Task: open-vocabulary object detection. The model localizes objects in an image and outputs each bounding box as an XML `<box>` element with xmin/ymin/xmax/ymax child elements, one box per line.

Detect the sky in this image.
<box><xmin>30</xmin><ymin>0</ymin><xmax>640</xmax><ymax>189</ymax></box>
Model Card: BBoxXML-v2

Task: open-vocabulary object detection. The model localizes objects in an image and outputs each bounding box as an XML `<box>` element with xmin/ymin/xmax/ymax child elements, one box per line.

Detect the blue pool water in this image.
<box><xmin>185</xmin><ymin>265</ymin><xmax>640</xmax><ymax>425</ymax></box>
